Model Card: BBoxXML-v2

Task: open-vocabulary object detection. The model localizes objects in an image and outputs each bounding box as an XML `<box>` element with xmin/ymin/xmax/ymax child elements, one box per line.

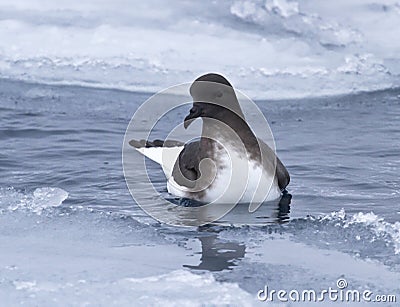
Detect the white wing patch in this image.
<box><xmin>135</xmin><ymin>146</ymin><xmax>184</xmax><ymax>179</ymax></box>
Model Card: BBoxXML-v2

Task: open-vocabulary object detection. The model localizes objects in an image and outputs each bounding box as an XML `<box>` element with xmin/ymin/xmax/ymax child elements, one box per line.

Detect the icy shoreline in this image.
<box><xmin>1</xmin><ymin>0</ymin><xmax>400</xmax><ymax>99</ymax></box>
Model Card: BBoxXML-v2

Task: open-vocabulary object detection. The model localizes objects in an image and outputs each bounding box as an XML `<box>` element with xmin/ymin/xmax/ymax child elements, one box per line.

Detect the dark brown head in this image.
<box><xmin>184</xmin><ymin>73</ymin><xmax>245</xmax><ymax>129</ymax></box>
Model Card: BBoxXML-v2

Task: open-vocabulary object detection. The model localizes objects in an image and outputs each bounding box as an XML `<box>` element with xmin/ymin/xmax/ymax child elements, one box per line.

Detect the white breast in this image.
<box><xmin>167</xmin><ymin>143</ymin><xmax>281</xmax><ymax>204</ymax></box>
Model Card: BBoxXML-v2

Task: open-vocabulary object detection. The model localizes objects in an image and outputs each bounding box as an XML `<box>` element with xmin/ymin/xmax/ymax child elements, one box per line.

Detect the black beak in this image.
<box><xmin>184</xmin><ymin>106</ymin><xmax>202</xmax><ymax>129</ymax></box>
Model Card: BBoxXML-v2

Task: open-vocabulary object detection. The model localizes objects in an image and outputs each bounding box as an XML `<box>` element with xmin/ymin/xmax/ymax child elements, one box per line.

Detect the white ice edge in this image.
<box><xmin>0</xmin><ymin>0</ymin><xmax>400</xmax><ymax>99</ymax></box>
<box><xmin>1</xmin><ymin>187</ymin><xmax>68</xmax><ymax>215</ymax></box>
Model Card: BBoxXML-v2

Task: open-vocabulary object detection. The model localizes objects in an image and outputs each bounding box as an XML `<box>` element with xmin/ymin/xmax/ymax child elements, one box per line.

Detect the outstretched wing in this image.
<box><xmin>129</xmin><ymin>139</ymin><xmax>184</xmax><ymax>179</ymax></box>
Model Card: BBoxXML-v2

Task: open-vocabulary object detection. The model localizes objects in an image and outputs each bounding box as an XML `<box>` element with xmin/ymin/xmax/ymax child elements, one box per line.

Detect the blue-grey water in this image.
<box><xmin>0</xmin><ymin>78</ymin><xmax>399</xmax><ymax>305</ymax></box>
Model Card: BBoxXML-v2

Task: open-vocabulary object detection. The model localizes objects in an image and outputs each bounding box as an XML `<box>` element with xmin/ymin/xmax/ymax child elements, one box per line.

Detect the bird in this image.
<box><xmin>129</xmin><ymin>73</ymin><xmax>290</xmax><ymax>207</ymax></box>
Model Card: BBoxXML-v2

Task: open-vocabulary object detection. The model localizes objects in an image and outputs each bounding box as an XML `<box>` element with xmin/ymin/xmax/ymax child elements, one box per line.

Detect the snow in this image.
<box><xmin>0</xmin><ymin>0</ymin><xmax>399</xmax><ymax>98</ymax></box>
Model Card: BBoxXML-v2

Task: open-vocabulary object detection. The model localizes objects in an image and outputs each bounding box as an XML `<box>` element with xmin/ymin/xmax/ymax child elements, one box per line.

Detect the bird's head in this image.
<box><xmin>184</xmin><ymin>73</ymin><xmax>244</xmax><ymax>129</ymax></box>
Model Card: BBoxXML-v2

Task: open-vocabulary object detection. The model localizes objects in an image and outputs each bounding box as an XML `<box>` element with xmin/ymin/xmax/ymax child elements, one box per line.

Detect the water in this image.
<box><xmin>1</xmin><ymin>0</ymin><xmax>400</xmax><ymax>98</ymax></box>
<box><xmin>1</xmin><ymin>78</ymin><xmax>399</xmax><ymax>305</ymax></box>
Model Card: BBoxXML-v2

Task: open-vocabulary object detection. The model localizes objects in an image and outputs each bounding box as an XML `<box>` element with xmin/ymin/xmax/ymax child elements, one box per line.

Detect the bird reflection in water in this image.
<box><xmin>183</xmin><ymin>191</ymin><xmax>292</xmax><ymax>272</ymax></box>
